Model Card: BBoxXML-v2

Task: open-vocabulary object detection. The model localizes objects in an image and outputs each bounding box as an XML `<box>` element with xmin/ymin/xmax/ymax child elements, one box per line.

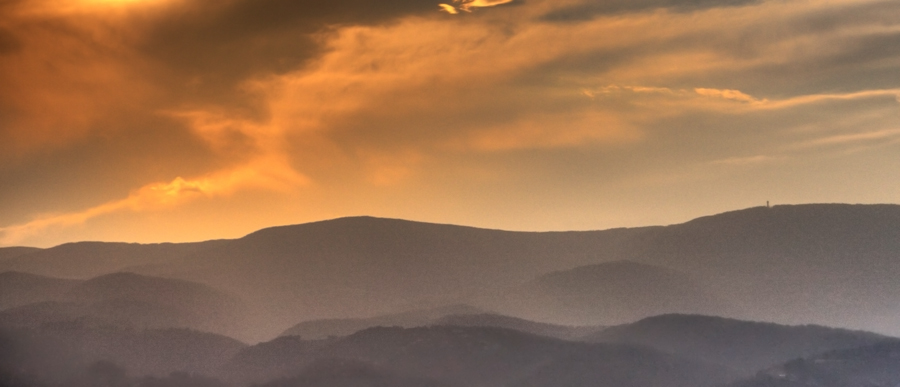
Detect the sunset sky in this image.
<box><xmin>1</xmin><ymin>0</ymin><xmax>899</xmax><ymax>247</ymax></box>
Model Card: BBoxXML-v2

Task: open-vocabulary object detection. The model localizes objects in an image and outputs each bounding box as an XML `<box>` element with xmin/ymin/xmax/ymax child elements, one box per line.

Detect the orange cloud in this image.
<box><xmin>0</xmin><ymin>155</ymin><xmax>308</xmax><ymax>245</ymax></box>
<box><xmin>440</xmin><ymin>0</ymin><xmax>515</xmax><ymax>14</ymax></box>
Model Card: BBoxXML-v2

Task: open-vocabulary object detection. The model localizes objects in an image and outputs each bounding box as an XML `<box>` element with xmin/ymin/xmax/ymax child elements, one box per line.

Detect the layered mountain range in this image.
<box><xmin>2</xmin><ymin>203</ymin><xmax>900</xmax><ymax>386</ymax></box>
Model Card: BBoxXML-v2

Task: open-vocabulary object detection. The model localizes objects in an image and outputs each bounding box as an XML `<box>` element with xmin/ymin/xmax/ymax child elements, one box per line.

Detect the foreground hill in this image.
<box><xmin>588</xmin><ymin>314</ymin><xmax>890</xmax><ymax>376</ymax></box>
<box><xmin>225</xmin><ymin>325</ymin><xmax>738</xmax><ymax>387</ymax></box>
<box><xmin>730</xmin><ymin>341</ymin><xmax>900</xmax><ymax>387</ymax></box>
<box><xmin>0</xmin><ymin>324</ymin><xmax>245</xmax><ymax>384</ymax></box>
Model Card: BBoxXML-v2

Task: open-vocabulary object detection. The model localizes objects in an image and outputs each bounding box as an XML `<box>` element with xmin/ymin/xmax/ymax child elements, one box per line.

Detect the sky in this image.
<box><xmin>1</xmin><ymin>0</ymin><xmax>899</xmax><ymax>247</ymax></box>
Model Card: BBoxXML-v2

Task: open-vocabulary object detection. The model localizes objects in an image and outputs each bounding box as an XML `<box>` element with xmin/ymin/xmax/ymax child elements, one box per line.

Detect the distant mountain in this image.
<box><xmin>281</xmin><ymin>306</ymin><xmax>599</xmax><ymax>341</ymax></box>
<box><xmin>0</xmin><ymin>271</ymin><xmax>80</xmax><ymax>309</ymax></box>
<box><xmin>226</xmin><ymin>325</ymin><xmax>738</xmax><ymax>387</ymax></box>
<box><xmin>0</xmin><ymin>241</ymin><xmax>228</xmax><ymax>279</ymax></box>
<box><xmin>280</xmin><ymin>304</ymin><xmax>484</xmax><ymax>339</ymax></box>
<box><xmin>481</xmin><ymin>260</ymin><xmax>725</xmax><ymax>326</ymax></box>
<box><xmin>137</xmin><ymin>217</ymin><xmax>648</xmax><ymax>339</ymax></box>
<box><xmin>729</xmin><ymin>341</ymin><xmax>900</xmax><ymax>387</ymax></box>
<box><xmin>620</xmin><ymin>204</ymin><xmax>900</xmax><ymax>334</ymax></box>
<box><xmin>0</xmin><ymin>272</ymin><xmax>251</xmax><ymax>341</ymax></box>
<box><xmin>587</xmin><ymin>314</ymin><xmax>890</xmax><ymax>376</ymax></box>
<box><xmin>0</xmin><ymin>247</ymin><xmax>42</xmax><ymax>261</ymax></box>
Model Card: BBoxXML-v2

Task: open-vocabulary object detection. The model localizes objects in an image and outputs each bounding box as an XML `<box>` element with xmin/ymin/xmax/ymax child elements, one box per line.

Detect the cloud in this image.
<box><xmin>3</xmin><ymin>0</ymin><xmax>900</xmax><ymax>245</ymax></box>
<box><xmin>541</xmin><ymin>0</ymin><xmax>764</xmax><ymax>22</ymax></box>
<box><xmin>440</xmin><ymin>0</ymin><xmax>517</xmax><ymax>14</ymax></box>
<box><xmin>694</xmin><ymin>88</ymin><xmax>760</xmax><ymax>103</ymax></box>
<box><xmin>804</xmin><ymin>128</ymin><xmax>900</xmax><ymax>147</ymax></box>
<box><xmin>711</xmin><ymin>155</ymin><xmax>778</xmax><ymax>166</ymax></box>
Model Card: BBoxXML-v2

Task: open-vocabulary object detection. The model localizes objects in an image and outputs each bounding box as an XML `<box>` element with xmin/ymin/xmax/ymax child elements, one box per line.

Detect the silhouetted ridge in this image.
<box><xmin>0</xmin><ymin>240</ymin><xmax>229</xmax><ymax>279</ymax></box>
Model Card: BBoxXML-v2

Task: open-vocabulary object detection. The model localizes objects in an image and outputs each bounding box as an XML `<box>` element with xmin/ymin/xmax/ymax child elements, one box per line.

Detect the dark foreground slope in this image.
<box><xmin>225</xmin><ymin>325</ymin><xmax>739</xmax><ymax>387</ymax></box>
<box><xmin>588</xmin><ymin>314</ymin><xmax>889</xmax><ymax>376</ymax></box>
<box><xmin>0</xmin><ymin>324</ymin><xmax>245</xmax><ymax>385</ymax></box>
<box><xmin>729</xmin><ymin>341</ymin><xmax>900</xmax><ymax>387</ymax></box>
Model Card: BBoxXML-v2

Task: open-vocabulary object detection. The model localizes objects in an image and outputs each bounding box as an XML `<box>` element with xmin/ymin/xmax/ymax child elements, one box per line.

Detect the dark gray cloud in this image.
<box><xmin>0</xmin><ymin>27</ymin><xmax>20</xmax><ymax>55</ymax></box>
<box><xmin>138</xmin><ymin>0</ymin><xmax>447</xmax><ymax>104</ymax></box>
<box><xmin>541</xmin><ymin>0</ymin><xmax>764</xmax><ymax>22</ymax></box>
<box><xmin>0</xmin><ymin>114</ymin><xmax>226</xmax><ymax>224</ymax></box>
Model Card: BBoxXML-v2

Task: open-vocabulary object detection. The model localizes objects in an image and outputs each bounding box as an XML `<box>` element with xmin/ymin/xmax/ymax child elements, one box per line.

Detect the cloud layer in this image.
<box><xmin>2</xmin><ymin>0</ymin><xmax>899</xmax><ymax>246</ymax></box>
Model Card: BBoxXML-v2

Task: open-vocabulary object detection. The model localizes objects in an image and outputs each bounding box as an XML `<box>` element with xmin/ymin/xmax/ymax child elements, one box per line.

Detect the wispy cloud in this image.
<box><xmin>439</xmin><ymin>0</ymin><xmax>515</xmax><ymax>14</ymax></box>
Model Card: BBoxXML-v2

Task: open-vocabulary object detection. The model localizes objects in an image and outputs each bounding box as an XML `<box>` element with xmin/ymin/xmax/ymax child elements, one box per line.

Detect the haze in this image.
<box><xmin>2</xmin><ymin>0</ymin><xmax>899</xmax><ymax>247</ymax></box>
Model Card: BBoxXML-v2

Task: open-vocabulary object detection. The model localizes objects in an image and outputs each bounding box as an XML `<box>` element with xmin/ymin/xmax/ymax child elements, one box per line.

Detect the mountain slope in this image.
<box><xmin>0</xmin><ymin>271</ymin><xmax>81</xmax><ymax>310</ymax></box>
<box><xmin>0</xmin><ymin>272</ymin><xmax>252</xmax><ymax>341</ymax></box>
<box><xmin>225</xmin><ymin>325</ymin><xmax>739</xmax><ymax>387</ymax></box>
<box><xmin>0</xmin><ymin>241</ymin><xmax>228</xmax><ymax>279</ymax></box>
<box><xmin>622</xmin><ymin>204</ymin><xmax>900</xmax><ymax>333</ymax></box>
<box><xmin>482</xmin><ymin>260</ymin><xmax>724</xmax><ymax>326</ymax></box>
<box><xmin>142</xmin><ymin>217</ymin><xmax>649</xmax><ymax>338</ymax></box>
<box><xmin>280</xmin><ymin>304</ymin><xmax>484</xmax><ymax>339</ymax></box>
<box><xmin>431</xmin><ymin>313</ymin><xmax>600</xmax><ymax>341</ymax></box>
<box><xmin>587</xmin><ymin>314</ymin><xmax>889</xmax><ymax>376</ymax></box>
<box><xmin>729</xmin><ymin>341</ymin><xmax>900</xmax><ymax>387</ymax></box>
<box><xmin>0</xmin><ymin>324</ymin><xmax>246</xmax><ymax>383</ymax></box>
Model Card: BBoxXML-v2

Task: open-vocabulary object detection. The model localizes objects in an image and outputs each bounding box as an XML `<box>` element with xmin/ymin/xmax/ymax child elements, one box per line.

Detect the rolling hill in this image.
<box><xmin>224</xmin><ymin>325</ymin><xmax>739</xmax><ymax>387</ymax></box>
<box><xmin>729</xmin><ymin>340</ymin><xmax>900</xmax><ymax>387</ymax></box>
<box><xmin>587</xmin><ymin>314</ymin><xmax>890</xmax><ymax>376</ymax></box>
